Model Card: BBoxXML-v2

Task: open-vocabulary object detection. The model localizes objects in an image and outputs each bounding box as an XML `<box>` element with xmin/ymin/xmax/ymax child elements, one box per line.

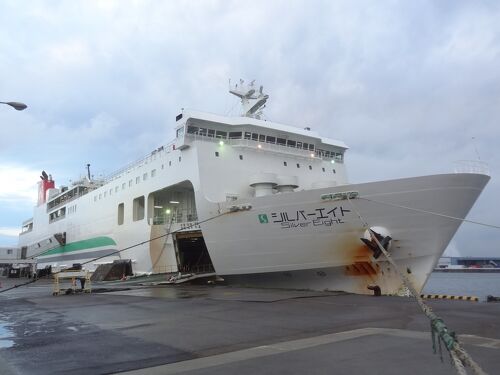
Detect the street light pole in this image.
<box><xmin>0</xmin><ymin>101</ymin><xmax>27</xmax><ymax>111</ymax></box>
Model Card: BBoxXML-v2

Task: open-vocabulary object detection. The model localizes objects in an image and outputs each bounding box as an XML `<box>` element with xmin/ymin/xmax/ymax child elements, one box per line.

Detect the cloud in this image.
<box><xmin>46</xmin><ymin>39</ymin><xmax>93</xmax><ymax>69</ymax></box>
<box><xmin>0</xmin><ymin>0</ymin><xmax>499</xmax><ymax>257</ymax></box>
<box><xmin>0</xmin><ymin>165</ymin><xmax>39</xmax><ymax>205</ymax></box>
<box><xmin>0</xmin><ymin>227</ymin><xmax>20</xmax><ymax>237</ymax></box>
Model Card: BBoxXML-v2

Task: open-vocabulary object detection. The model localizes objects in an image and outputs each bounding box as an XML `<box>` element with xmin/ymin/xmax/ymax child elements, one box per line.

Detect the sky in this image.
<box><xmin>0</xmin><ymin>0</ymin><xmax>499</xmax><ymax>257</ymax></box>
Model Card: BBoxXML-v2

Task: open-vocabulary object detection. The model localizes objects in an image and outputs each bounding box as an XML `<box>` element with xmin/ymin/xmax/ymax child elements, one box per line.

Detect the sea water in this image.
<box><xmin>422</xmin><ymin>272</ymin><xmax>500</xmax><ymax>301</ymax></box>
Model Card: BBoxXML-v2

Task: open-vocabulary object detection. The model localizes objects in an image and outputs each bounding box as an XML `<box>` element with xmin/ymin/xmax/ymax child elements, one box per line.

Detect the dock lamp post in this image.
<box><xmin>0</xmin><ymin>101</ymin><xmax>28</xmax><ymax>111</ymax></box>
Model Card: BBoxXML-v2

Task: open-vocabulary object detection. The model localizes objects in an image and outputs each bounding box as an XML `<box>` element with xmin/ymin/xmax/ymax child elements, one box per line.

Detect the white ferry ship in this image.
<box><xmin>18</xmin><ymin>81</ymin><xmax>490</xmax><ymax>295</ymax></box>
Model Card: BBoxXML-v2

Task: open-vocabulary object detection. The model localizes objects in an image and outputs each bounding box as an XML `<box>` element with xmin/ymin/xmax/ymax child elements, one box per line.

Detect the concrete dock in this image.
<box><xmin>0</xmin><ymin>277</ymin><xmax>499</xmax><ymax>374</ymax></box>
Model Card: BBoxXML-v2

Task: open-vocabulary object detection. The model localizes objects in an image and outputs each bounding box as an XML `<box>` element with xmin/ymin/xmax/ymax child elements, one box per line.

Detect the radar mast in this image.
<box><xmin>229</xmin><ymin>79</ymin><xmax>269</xmax><ymax>119</ymax></box>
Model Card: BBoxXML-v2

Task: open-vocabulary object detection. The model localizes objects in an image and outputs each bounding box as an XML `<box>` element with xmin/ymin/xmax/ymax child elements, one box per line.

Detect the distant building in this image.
<box><xmin>451</xmin><ymin>257</ymin><xmax>500</xmax><ymax>268</ymax></box>
<box><xmin>0</xmin><ymin>246</ymin><xmax>21</xmax><ymax>276</ymax></box>
<box><xmin>0</xmin><ymin>246</ymin><xmax>20</xmax><ymax>261</ymax></box>
<box><xmin>437</xmin><ymin>256</ymin><xmax>500</xmax><ymax>269</ymax></box>
<box><xmin>437</xmin><ymin>257</ymin><xmax>452</xmax><ymax>267</ymax></box>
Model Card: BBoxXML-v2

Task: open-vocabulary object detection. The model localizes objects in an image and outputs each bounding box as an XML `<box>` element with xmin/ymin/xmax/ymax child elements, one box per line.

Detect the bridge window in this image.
<box><xmin>287</xmin><ymin>140</ymin><xmax>296</xmax><ymax>148</ymax></box>
<box><xmin>266</xmin><ymin>136</ymin><xmax>276</xmax><ymax>144</ymax></box>
<box><xmin>216</xmin><ymin>131</ymin><xmax>227</xmax><ymax>139</ymax></box>
<box><xmin>251</xmin><ymin>133</ymin><xmax>258</xmax><ymax>141</ymax></box>
<box><xmin>259</xmin><ymin>134</ymin><xmax>266</xmax><ymax>142</ymax></box>
<box><xmin>277</xmin><ymin>138</ymin><xmax>286</xmax><ymax>146</ymax></box>
<box><xmin>207</xmin><ymin>129</ymin><xmax>215</xmax><ymax>137</ymax></box>
<box><xmin>229</xmin><ymin>132</ymin><xmax>242</xmax><ymax>139</ymax></box>
<box><xmin>187</xmin><ymin>126</ymin><xmax>198</xmax><ymax>134</ymax></box>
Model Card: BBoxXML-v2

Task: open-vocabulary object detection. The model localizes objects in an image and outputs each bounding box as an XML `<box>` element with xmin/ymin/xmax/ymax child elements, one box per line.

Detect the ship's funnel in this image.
<box><xmin>249</xmin><ymin>173</ymin><xmax>278</xmax><ymax>197</ymax></box>
<box><xmin>37</xmin><ymin>172</ymin><xmax>55</xmax><ymax>206</ymax></box>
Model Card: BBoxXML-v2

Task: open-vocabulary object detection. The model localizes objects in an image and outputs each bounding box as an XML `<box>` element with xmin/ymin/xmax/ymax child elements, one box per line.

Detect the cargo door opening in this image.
<box><xmin>147</xmin><ymin>180</ymin><xmax>198</xmax><ymax>273</ymax></box>
<box><xmin>174</xmin><ymin>231</ymin><xmax>214</xmax><ymax>274</ymax></box>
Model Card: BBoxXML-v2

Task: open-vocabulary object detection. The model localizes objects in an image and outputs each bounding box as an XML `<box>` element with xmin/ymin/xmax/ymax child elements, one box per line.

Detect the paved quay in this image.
<box><xmin>0</xmin><ymin>276</ymin><xmax>499</xmax><ymax>375</ymax></box>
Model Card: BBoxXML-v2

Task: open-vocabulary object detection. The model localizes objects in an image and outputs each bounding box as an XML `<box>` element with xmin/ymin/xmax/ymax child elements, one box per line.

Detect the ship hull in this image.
<box><xmin>200</xmin><ymin>173</ymin><xmax>489</xmax><ymax>295</ymax></box>
<box><xmin>23</xmin><ymin>172</ymin><xmax>489</xmax><ymax>296</ymax></box>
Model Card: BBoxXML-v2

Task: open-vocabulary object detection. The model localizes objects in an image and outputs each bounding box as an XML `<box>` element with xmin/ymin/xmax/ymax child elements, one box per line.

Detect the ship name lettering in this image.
<box><xmin>271</xmin><ymin>206</ymin><xmax>350</xmax><ymax>229</ymax></box>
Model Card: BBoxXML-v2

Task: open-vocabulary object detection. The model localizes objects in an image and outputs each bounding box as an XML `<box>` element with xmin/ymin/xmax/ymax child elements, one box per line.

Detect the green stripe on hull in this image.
<box><xmin>40</xmin><ymin>236</ymin><xmax>117</xmax><ymax>257</ymax></box>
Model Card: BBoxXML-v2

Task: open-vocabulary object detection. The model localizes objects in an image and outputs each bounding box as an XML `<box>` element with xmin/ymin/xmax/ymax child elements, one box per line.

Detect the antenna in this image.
<box><xmin>471</xmin><ymin>137</ymin><xmax>481</xmax><ymax>161</ymax></box>
<box><xmin>86</xmin><ymin>163</ymin><xmax>91</xmax><ymax>180</ymax></box>
<box><xmin>228</xmin><ymin>78</ymin><xmax>269</xmax><ymax>119</ymax></box>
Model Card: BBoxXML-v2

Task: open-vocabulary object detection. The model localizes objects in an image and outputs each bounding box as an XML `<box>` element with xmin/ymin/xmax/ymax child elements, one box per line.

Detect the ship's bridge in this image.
<box><xmin>175</xmin><ymin>110</ymin><xmax>347</xmax><ymax>163</ymax></box>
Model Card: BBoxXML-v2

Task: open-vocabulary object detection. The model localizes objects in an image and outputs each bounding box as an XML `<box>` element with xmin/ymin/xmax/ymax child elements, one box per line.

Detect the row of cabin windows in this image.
<box><xmin>243</xmin><ymin>132</ymin><xmax>315</xmax><ymax>151</ymax></box>
<box><xmin>94</xmin><ymin>168</ymin><xmax>158</xmax><ymax>202</ymax></box>
<box><xmin>213</xmin><ymin>152</ymin><xmax>336</xmax><ymax>173</ymax></box>
<box><xmin>93</xmin><ymin>156</ymin><xmax>184</xmax><ymax>203</ymax></box>
<box><xmin>214</xmin><ymin>152</ymin><xmax>244</xmax><ymax>160</ymax></box>
<box><xmin>49</xmin><ymin>207</ymin><xmax>66</xmax><ymax>222</ymax></box>
<box><xmin>188</xmin><ymin>125</ymin><xmax>344</xmax><ymax>161</ymax></box>
<box><xmin>187</xmin><ymin>126</ymin><xmax>227</xmax><ymax>139</ymax></box>
<box><xmin>315</xmin><ymin>148</ymin><xmax>343</xmax><ymax>161</ymax></box>
<box><xmin>117</xmin><ymin>196</ymin><xmax>145</xmax><ymax>225</ymax></box>
<box><xmin>187</xmin><ymin>126</ymin><xmax>316</xmax><ymax>151</ymax></box>
<box><xmin>287</xmin><ymin>162</ymin><xmax>336</xmax><ymax>173</ymax></box>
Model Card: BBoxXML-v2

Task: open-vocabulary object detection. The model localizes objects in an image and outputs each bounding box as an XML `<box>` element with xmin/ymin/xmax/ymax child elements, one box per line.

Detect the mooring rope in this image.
<box><xmin>346</xmin><ymin>196</ymin><xmax>487</xmax><ymax>375</ymax></box>
<box><xmin>359</xmin><ymin>197</ymin><xmax>500</xmax><ymax>231</ymax></box>
<box><xmin>0</xmin><ymin>210</ymin><xmax>231</xmax><ymax>295</ymax></box>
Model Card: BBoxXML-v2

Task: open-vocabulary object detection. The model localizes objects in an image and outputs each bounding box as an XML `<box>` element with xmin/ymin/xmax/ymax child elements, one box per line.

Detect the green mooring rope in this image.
<box><xmin>346</xmin><ymin>197</ymin><xmax>487</xmax><ymax>375</ymax></box>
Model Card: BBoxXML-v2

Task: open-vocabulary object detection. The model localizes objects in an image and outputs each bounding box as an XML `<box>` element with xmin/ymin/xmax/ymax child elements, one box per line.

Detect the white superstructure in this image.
<box><xmin>18</xmin><ymin>81</ymin><xmax>490</xmax><ymax>295</ymax></box>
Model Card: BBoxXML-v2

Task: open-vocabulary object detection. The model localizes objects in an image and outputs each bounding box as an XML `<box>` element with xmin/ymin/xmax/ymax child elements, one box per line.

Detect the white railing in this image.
<box><xmin>453</xmin><ymin>160</ymin><xmax>490</xmax><ymax>175</ymax></box>
<box><xmin>148</xmin><ymin>214</ymin><xmax>199</xmax><ymax>226</ymax></box>
<box><xmin>104</xmin><ymin>141</ymin><xmax>176</xmax><ymax>182</ymax></box>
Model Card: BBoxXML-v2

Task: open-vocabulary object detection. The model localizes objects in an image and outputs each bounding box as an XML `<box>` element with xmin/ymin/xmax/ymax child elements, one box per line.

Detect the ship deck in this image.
<box><xmin>0</xmin><ymin>276</ymin><xmax>499</xmax><ymax>375</ymax></box>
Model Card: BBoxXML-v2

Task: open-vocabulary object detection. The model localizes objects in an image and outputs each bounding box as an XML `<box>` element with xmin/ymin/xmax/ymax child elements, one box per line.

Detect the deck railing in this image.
<box><xmin>453</xmin><ymin>160</ymin><xmax>490</xmax><ymax>175</ymax></box>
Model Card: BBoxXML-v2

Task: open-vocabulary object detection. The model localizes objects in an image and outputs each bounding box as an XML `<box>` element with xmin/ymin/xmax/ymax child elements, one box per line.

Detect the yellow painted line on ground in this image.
<box><xmin>420</xmin><ymin>294</ymin><xmax>479</xmax><ymax>302</ymax></box>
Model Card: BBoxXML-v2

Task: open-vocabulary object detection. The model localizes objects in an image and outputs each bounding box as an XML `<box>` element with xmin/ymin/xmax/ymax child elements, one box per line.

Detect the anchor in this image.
<box><xmin>360</xmin><ymin>228</ymin><xmax>392</xmax><ymax>259</ymax></box>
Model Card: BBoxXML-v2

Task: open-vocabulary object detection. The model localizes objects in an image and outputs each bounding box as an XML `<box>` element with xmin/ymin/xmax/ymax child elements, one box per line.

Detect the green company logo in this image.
<box><xmin>258</xmin><ymin>214</ymin><xmax>269</xmax><ymax>224</ymax></box>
